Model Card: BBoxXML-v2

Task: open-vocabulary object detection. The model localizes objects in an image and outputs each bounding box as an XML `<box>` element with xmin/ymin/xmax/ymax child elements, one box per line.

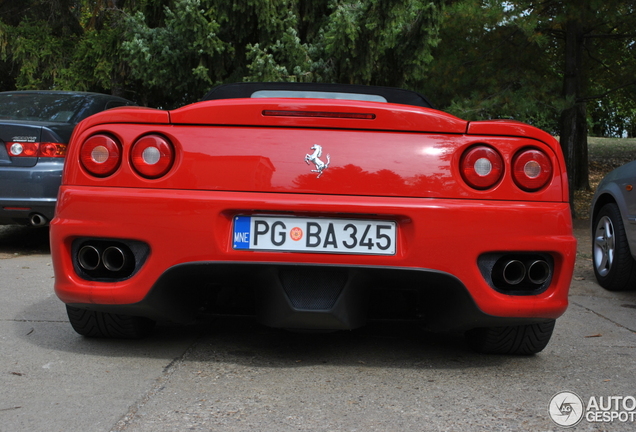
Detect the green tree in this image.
<box><xmin>0</xmin><ymin>0</ymin><xmax>140</xmax><ymax>98</ymax></box>
<box><xmin>0</xmin><ymin>0</ymin><xmax>84</xmax><ymax>90</ymax></box>
<box><xmin>427</xmin><ymin>0</ymin><xmax>636</xmax><ymax>210</ymax></box>
<box><xmin>119</xmin><ymin>0</ymin><xmax>444</xmax><ymax>107</ymax></box>
<box><xmin>425</xmin><ymin>1</ymin><xmax>562</xmax><ymax>132</ymax></box>
<box><xmin>1</xmin><ymin>0</ymin><xmax>445</xmax><ymax>108</ymax></box>
<box><xmin>121</xmin><ymin>0</ymin><xmax>226</xmax><ymax>107</ymax></box>
<box><xmin>319</xmin><ymin>0</ymin><xmax>442</xmax><ymax>87</ymax></box>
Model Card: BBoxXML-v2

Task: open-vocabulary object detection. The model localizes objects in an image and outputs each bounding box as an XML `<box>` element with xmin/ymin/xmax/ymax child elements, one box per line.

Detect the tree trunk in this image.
<box><xmin>559</xmin><ymin>17</ymin><xmax>589</xmax><ymax>218</ymax></box>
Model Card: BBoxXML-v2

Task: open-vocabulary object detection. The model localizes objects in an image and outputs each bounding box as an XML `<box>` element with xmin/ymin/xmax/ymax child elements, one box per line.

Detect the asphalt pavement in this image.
<box><xmin>0</xmin><ymin>222</ymin><xmax>634</xmax><ymax>432</ymax></box>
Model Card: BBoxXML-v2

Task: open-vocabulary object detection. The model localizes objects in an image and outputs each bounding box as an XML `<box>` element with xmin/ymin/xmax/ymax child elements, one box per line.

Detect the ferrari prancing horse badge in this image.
<box><xmin>304</xmin><ymin>144</ymin><xmax>330</xmax><ymax>178</ymax></box>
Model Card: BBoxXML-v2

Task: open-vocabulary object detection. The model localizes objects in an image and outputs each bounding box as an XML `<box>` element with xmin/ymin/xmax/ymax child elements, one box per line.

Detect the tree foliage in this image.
<box><xmin>428</xmin><ymin>0</ymin><xmax>636</xmax><ymax>135</ymax></box>
<box><xmin>0</xmin><ymin>0</ymin><xmax>444</xmax><ymax>108</ymax></box>
<box><xmin>425</xmin><ymin>1</ymin><xmax>563</xmax><ymax>133</ymax></box>
<box><xmin>424</xmin><ymin>0</ymin><xmax>636</xmax><ymax>204</ymax></box>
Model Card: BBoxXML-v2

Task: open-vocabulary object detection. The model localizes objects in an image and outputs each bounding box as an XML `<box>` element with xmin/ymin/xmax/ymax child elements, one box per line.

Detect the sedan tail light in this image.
<box><xmin>512</xmin><ymin>148</ymin><xmax>552</xmax><ymax>191</ymax></box>
<box><xmin>460</xmin><ymin>145</ymin><xmax>504</xmax><ymax>190</ymax></box>
<box><xmin>5</xmin><ymin>142</ymin><xmax>67</xmax><ymax>158</ymax></box>
<box><xmin>80</xmin><ymin>134</ymin><xmax>122</xmax><ymax>177</ymax></box>
<box><xmin>130</xmin><ymin>134</ymin><xmax>175</xmax><ymax>178</ymax></box>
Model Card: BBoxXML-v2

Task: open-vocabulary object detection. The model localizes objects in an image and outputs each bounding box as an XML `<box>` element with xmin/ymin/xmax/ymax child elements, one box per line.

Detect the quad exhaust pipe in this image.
<box><xmin>502</xmin><ymin>260</ymin><xmax>526</xmax><ymax>285</ymax></box>
<box><xmin>495</xmin><ymin>256</ymin><xmax>551</xmax><ymax>289</ymax></box>
<box><xmin>527</xmin><ymin>259</ymin><xmax>550</xmax><ymax>285</ymax></box>
<box><xmin>73</xmin><ymin>239</ymin><xmax>148</xmax><ymax>281</ymax></box>
<box><xmin>102</xmin><ymin>246</ymin><xmax>126</xmax><ymax>272</ymax></box>
<box><xmin>78</xmin><ymin>245</ymin><xmax>101</xmax><ymax>271</ymax></box>
<box><xmin>77</xmin><ymin>243</ymin><xmax>133</xmax><ymax>276</ymax></box>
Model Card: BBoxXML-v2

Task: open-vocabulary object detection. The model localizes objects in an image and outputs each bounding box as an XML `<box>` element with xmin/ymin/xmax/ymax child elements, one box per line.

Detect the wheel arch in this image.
<box><xmin>591</xmin><ymin>192</ymin><xmax>617</xmax><ymax>223</ymax></box>
<box><xmin>591</xmin><ymin>188</ymin><xmax>635</xmax><ymax>260</ymax></box>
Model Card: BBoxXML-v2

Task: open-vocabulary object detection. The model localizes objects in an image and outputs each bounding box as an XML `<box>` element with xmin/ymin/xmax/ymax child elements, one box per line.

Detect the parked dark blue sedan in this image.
<box><xmin>0</xmin><ymin>91</ymin><xmax>134</xmax><ymax>226</ymax></box>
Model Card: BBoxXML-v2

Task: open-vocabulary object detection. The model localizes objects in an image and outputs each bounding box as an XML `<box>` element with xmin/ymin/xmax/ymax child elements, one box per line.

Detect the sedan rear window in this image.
<box><xmin>0</xmin><ymin>93</ymin><xmax>86</xmax><ymax>123</ymax></box>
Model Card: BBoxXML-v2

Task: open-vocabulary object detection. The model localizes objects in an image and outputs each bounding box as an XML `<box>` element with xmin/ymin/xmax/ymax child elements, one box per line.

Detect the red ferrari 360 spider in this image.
<box><xmin>50</xmin><ymin>83</ymin><xmax>576</xmax><ymax>354</ymax></box>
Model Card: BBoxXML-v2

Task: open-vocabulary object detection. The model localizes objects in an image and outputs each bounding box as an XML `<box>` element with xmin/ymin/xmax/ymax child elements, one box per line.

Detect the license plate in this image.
<box><xmin>233</xmin><ymin>215</ymin><xmax>396</xmax><ymax>255</ymax></box>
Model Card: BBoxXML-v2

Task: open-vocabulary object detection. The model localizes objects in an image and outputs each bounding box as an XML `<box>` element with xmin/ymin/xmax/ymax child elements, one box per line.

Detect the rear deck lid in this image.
<box><xmin>64</xmin><ymin>99</ymin><xmax>567</xmax><ymax>202</ymax></box>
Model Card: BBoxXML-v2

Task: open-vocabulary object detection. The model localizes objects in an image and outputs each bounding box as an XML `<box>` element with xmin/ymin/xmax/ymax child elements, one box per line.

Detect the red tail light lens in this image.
<box><xmin>512</xmin><ymin>148</ymin><xmax>552</xmax><ymax>191</ymax></box>
<box><xmin>6</xmin><ymin>142</ymin><xmax>67</xmax><ymax>157</ymax></box>
<box><xmin>40</xmin><ymin>143</ymin><xmax>67</xmax><ymax>157</ymax></box>
<box><xmin>7</xmin><ymin>142</ymin><xmax>38</xmax><ymax>156</ymax></box>
<box><xmin>80</xmin><ymin>134</ymin><xmax>121</xmax><ymax>177</ymax></box>
<box><xmin>131</xmin><ymin>134</ymin><xmax>174</xmax><ymax>178</ymax></box>
<box><xmin>460</xmin><ymin>145</ymin><xmax>504</xmax><ymax>190</ymax></box>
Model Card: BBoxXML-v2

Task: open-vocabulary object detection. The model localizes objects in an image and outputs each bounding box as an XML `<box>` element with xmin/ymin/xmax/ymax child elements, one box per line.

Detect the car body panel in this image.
<box><xmin>466</xmin><ymin>119</ymin><xmax>558</xmax><ymax>144</ymax></box>
<box><xmin>51</xmin><ymin>84</ymin><xmax>576</xmax><ymax>336</ymax></box>
<box><xmin>75</xmin><ymin>106</ymin><xmax>170</xmax><ymax>130</ymax></box>
<box><xmin>62</xmin><ymin>120</ymin><xmax>566</xmax><ymax>202</ymax></box>
<box><xmin>0</xmin><ymin>91</ymin><xmax>134</xmax><ymax>225</ymax></box>
<box><xmin>51</xmin><ymin>187</ymin><xmax>575</xmax><ymax>325</ymax></box>
<box><xmin>591</xmin><ymin>159</ymin><xmax>636</xmax><ymax>259</ymax></box>
<box><xmin>170</xmin><ymin>98</ymin><xmax>467</xmax><ymax>133</ymax></box>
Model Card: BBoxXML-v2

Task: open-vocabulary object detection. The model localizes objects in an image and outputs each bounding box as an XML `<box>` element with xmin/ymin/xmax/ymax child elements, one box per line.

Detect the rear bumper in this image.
<box><xmin>0</xmin><ymin>160</ymin><xmax>62</xmax><ymax>224</ymax></box>
<box><xmin>51</xmin><ymin>186</ymin><xmax>577</xmax><ymax>330</ymax></box>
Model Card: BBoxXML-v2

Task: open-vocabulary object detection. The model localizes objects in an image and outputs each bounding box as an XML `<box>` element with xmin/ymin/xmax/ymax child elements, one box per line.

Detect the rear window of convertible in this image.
<box><xmin>250</xmin><ymin>90</ymin><xmax>388</xmax><ymax>103</ymax></box>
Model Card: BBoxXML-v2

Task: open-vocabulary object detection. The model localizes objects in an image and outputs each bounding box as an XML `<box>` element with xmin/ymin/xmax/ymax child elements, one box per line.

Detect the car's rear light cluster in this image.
<box><xmin>512</xmin><ymin>148</ymin><xmax>552</xmax><ymax>191</ymax></box>
<box><xmin>460</xmin><ymin>146</ymin><xmax>504</xmax><ymax>189</ymax></box>
<box><xmin>460</xmin><ymin>145</ymin><xmax>553</xmax><ymax>191</ymax></box>
<box><xmin>5</xmin><ymin>142</ymin><xmax>67</xmax><ymax>158</ymax></box>
<box><xmin>80</xmin><ymin>133</ymin><xmax>175</xmax><ymax>179</ymax></box>
<box><xmin>131</xmin><ymin>135</ymin><xmax>175</xmax><ymax>178</ymax></box>
<box><xmin>80</xmin><ymin>134</ymin><xmax>121</xmax><ymax>177</ymax></box>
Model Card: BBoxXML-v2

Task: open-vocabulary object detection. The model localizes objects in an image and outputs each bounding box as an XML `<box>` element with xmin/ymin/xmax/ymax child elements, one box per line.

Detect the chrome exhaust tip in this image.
<box><xmin>73</xmin><ymin>238</ymin><xmax>148</xmax><ymax>281</ymax></box>
<box><xmin>29</xmin><ymin>213</ymin><xmax>48</xmax><ymax>227</ymax></box>
<box><xmin>502</xmin><ymin>260</ymin><xmax>526</xmax><ymax>285</ymax></box>
<box><xmin>78</xmin><ymin>245</ymin><xmax>101</xmax><ymax>271</ymax></box>
<box><xmin>102</xmin><ymin>246</ymin><xmax>126</xmax><ymax>272</ymax></box>
<box><xmin>481</xmin><ymin>253</ymin><xmax>554</xmax><ymax>293</ymax></box>
<box><xmin>527</xmin><ymin>260</ymin><xmax>551</xmax><ymax>285</ymax></box>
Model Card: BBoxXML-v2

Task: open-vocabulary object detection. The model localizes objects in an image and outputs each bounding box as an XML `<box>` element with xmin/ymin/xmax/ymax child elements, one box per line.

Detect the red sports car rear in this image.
<box><xmin>50</xmin><ymin>83</ymin><xmax>576</xmax><ymax>354</ymax></box>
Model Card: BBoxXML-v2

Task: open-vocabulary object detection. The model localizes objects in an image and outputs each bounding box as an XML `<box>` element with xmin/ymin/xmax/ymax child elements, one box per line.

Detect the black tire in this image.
<box><xmin>465</xmin><ymin>321</ymin><xmax>555</xmax><ymax>355</ymax></box>
<box><xmin>592</xmin><ymin>203</ymin><xmax>636</xmax><ymax>291</ymax></box>
<box><xmin>66</xmin><ymin>305</ymin><xmax>155</xmax><ymax>339</ymax></box>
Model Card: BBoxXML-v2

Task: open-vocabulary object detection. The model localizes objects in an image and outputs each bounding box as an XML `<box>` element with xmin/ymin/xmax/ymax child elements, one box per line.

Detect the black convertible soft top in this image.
<box><xmin>202</xmin><ymin>82</ymin><xmax>435</xmax><ymax>109</ymax></box>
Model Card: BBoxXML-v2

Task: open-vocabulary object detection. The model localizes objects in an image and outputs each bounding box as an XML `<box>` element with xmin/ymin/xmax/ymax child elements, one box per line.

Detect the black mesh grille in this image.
<box><xmin>279</xmin><ymin>267</ymin><xmax>348</xmax><ymax>310</ymax></box>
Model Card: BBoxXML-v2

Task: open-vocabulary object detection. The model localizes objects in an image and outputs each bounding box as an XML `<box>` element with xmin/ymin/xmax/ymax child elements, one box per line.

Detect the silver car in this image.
<box><xmin>591</xmin><ymin>160</ymin><xmax>636</xmax><ymax>291</ymax></box>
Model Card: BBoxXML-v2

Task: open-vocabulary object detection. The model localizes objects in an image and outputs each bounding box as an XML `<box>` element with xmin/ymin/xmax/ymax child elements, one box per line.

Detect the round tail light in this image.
<box><xmin>460</xmin><ymin>145</ymin><xmax>504</xmax><ymax>190</ymax></box>
<box><xmin>130</xmin><ymin>134</ymin><xmax>174</xmax><ymax>178</ymax></box>
<box><xmin>80</xmin><ymin>134</ymin><xmax>121</xmax><ymax>177</ymax></box>
<box><xmin>512</xmin><ymin>148</ymin><xmax>552</xmax><ymax>191</ymax></box>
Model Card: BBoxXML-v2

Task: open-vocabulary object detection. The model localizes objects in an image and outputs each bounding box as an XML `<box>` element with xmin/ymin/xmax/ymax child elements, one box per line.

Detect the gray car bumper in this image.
<box><xmin>0</xmin><ymin>159</ymin><xmax>63</xmax><ymax>225</ymax></box>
